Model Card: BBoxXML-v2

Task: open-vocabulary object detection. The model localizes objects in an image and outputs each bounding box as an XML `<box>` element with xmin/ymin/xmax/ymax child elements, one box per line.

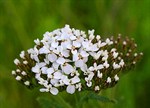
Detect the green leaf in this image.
<box><xmin>78</xmin><ymin>91</ymin><xmax>116</xmax><ymax>107</ymax></box>
<box><xmin>36</xmin><ymin>97</ymin><xmax>63</xmax><ymax>108</ymax></box>
<box><xmin>88</xmin><ymin>92</ymin><xmax>116</xmax><ymax>103</ymax></box>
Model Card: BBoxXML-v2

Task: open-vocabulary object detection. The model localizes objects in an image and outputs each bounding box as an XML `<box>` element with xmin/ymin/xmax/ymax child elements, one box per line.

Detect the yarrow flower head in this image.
<box><xmin>12</xmin><ymin>25</ymin><xmax>143</xmax><ymax>95</ymax></box>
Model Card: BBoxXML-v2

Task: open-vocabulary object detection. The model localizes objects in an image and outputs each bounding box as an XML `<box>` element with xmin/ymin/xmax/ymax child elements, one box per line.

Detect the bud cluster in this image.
<box><xmin>12</xmin><ymin>25</ymin><xmax>143</xmax><ymax>95</ymax></box>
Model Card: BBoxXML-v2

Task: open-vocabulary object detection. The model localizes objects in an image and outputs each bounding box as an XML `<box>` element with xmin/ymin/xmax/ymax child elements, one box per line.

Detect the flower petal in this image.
<box><xmin>70</xmin><ymin>35</ymin><xmax>77</xmax><ymax>40</ymax></box>
<box><xmin>48</xmin><ymin>53</ymin><xmax>57</xmax><ymax>62</ymax></box>
<box><xmin>66</xmin><ymin>85</ymin><xmax>75</xmax><ymax>94</ymax></box>
<box><xmin>80</xmin><ymin>64</ymin><xmax>87</xmax><ymax>72</ymax></box>
<box><xmin>75</xmin><ymin>60</ymin><xmax>84</xmax><ymax>67</ymax></box>
<box><xmin>80</xmin><ymin>51</ymin><xmax>89</xmax><ymax>57</ymax></box>
<box><xmin>62</xmin><ymin>63</ymin><xmax>74</xmax><ymax>74</ymax></box>
<box><xmin>89</xmin><ymin>66</ymin><xmax>94</xmax><ymax>71</ymax></box>
<box><xmin>97</xmin><ymin>64</ymin><xmax>104</xmax><ymax>70</ymax></box>
<box><xmin>53</xmin><ymin>71</ymin><xmax>62</xmax><ymax>79</ymax></box>
<box><xmin>52</xmin><ymin>62</ymin><xmax>60</xmax><ymax>70</ymax></box>
<box><xmin>90</xmin><ymin>44</ymin><xmax>98</xmax><ymax>51</ymax></box>
<box><xmin>50</xmin><ymin>79</ymin><xmax>59</xmax><ymax>85</ymax></box>
<box><xmin>32</xmin><ymin>64</ymin><xmax>40</xmax><ymax>73</ymax></box>
<box><xmin>40</xmin><ymin>88</ymin><xmax>49</xmax><ymax>92</ymax></box>
<box><xmin>38</xmin><ymin>62</ymin><xmax>46</xmax><ymax>68</ymax></box>
<box><xmin>51</xmin><ymin>41</ymin><xmax>58</xmax><ymax>48</ymax></box>
<box><xmin>39</xmin><ymin>46</ymin><xmax>50</xmax><ymax>54</ymax></box>
<box><xmin>73</xmin><ymin>54</ymin><xmax>79</xmax><ymax>61</ymax></box>
<box><xmin>61</xmin><ymin>75</ymin><xmax>70</xmax><ymax>85</ymax></box>
<box><xmin>41</xmin><ymin>67</ymin><xmax>48</xmax><ymax>74</ymax></box>
<box><xmin>61</xmin><ymin>50</ymin><xmax>70</xmax><ymax>57</ymax></box>
<box><xmin>56</xmin><ymin>57</ymin><xmax>66</xmax><ymax>64</ymax></box>
<box><xmin>71</xmin><ymin>76</ymin><xmax>80</xmax><ymax>84</ymax></box>
<box><xmin>50</xmin><ymin>87</ymin><xmax>59</xmax><ymax>95</ymax></box>
<box><xmin>73</xmin><ymin>41</ymin><xmax>81</xmax><ymax>48</ymax></box>
<box><xmin>46</xmin><ymin>68</ymin><xmax>54</xmax><ymax>74</ymax></box>
<box><xmin>72</xmin><ymin>50</ymin><xmax>77</xmax><ymax>55</ymax></box>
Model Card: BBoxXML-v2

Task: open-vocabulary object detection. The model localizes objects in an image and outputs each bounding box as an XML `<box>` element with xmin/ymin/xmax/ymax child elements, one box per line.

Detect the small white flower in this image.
<box><xmin>87</xmin><ymin>72</ymin><xmax>95</xmax><ymax>80</ymax></box>
<box><xmin>61</xmin><ymin>75</ymin><xmax>70</xmax><ymax>85</ymax></box>
<box><xmin>106</xmin><ymin>77</ymin><xmax>111</xmax><ymax>83</ymax></box>
<box><xmin>40</xmin><ymin>88</ymin><xmax>49</xmax><ymax>92</ymax></box>
<box><xmin>97</xmin><ymin>70</ymin><xmax>102</xmax><ymax>78</ymax></box>
<box><xmin>76</xmin><ymin>83</ymin><xmax>82</xmax><ymax>91</ymax></box>
<box><xmin>106</xmin><ymin>38</ymin><xmax>113</xmax><ymax>45</ymax></box>
<box><xmin>102</xmin><ymin>50</ymin><xmax>108</xmax><ymax>61</ymax></box>
<box><xmin>86</xmin><ymin>81</ymin><xmax>92</xmax><ymax>87</ymax></box>
<box><xmin>111</xmin><ymin>48</ymin><xmax>117</xmax><ymax>52</ymax></box>
<box><xmin>94</xmin><ymin>86</ymin><xmax>100</xmax><ymax>91</ymax></box>
<box><xmin>14</xmin><ymin>59</ymin><xmax>20</xmax><ymax>65</ymax></box>
<box><xmin>24</xmin><ymin>81</ymin><xmax>30</xmax><ymax>86</ymax></box>
<box><xmin>38</xmin><ymin>79</ymin><xmax>48</xmax><ymax>86</ymax></box>
<box><xmin>113</xmin><ymin>62</ymin><xmax>121</xmax><ymax>69</ymax></box>
<box><xmin>66</xmin><ymin>85</ymin><xmax>75</xmax><ymax>94</ymax></box>
<box><xmin>90</xmin><ymin>44</ymin><xmax>99</xmax><ymax>52</ymax></box>
<box><xmin>75</xmin><ymin>59</ymin><xmax>87</xmax><ymax>72</ymax></box>
<box><xmin>97</xmin><ymin>40</ymin><xmax>106</xmax><ymax>48</ymax></box>
<box><xmin>113</xmin><ymin>51</ymin><xmax>119</xmax><ymax>59</ymax></box>
<box><xmin>12</xmin><ymin>70</ymin><xmax>16</xmax><ymax>75</ymax></box>
<box><xmin>96</xmin><ymin>35</ymin><xmax>101</xmax><ymax>41</ymax></box>
<box><xmin>103</xmin><ymin>61</ymin><xmax>110</xmax><ymax>68</ymax></box>
<box><xmin>140</xmin><ymin>52</ymin><xmax>143</xmax><ymax>56</ymax></box>
<box><xmin>126</xmin><ymin>53</ymin><xmax>130</xmax><ymax>56</ymax></box>
<box><xmin>134</xmin><ymin>53</ymin><xmax>137</xmax><ymax>57</ymax></box>
<box><xmin>102</xmin><ymin>55</ymin><xmax>108</xmax><ymax>61</ymax></box>
<box><xmin>123</xmin><ymin>41</ymin><xmax>127</xmax><ymax>45</ymax></box>
<box><xmin>20</xmin><ymin>51</ymin><xmax>25</xmax><ymax>59</ymax></box>
<box><xmin>114</xmin><ymin>75</ymin><xmax>119</xmax><ymax>81</ymax></box>
<box><xmin>21</xmin><ymin>71</ymin><xmax>27</xmax><ymax>76</ymax></box>
<box><xmin>23</xmin><ymin>61</ymin><xmax>28</xmax><ymax>65</ymax></box>
<box><xmin>89</xmin><ymin>51</ymin><xmax>102</xmax><ymax>60</ymax></box>
<box><xmin>34</xmin><ymin>38</ymin><xmax>40</xmax><ymax>45</ymax></box>
<box><xmin>119</xmin><ymin>59</ymin><xmax>124</xmax><ymax>67</ymax></box>
<box><xmin>89</xmin><ymin>35</ymin><xmax>95</xmax><ymax>40</ymax></box>
<box><xmin>133</xmin><ymin>61</ymin><xmax>136</xmax><ymax>64</ymax></box>
<box><xmin>16</xmin><ymin>76</ymin><xmax>22</xmax><ymax>81</ymax></box>
<box><xmin>88</xmin><ymin>29</ymin><xmax>95</xmax><ymax>35</ymax></box>
<box><xmin>16</xmin><ymin>69</ymin><xmax>21</xmax><ymax>72</ymax></box>
<box><xmin>82</xmin><ymin>41</ymin><xmax>98</xmax><ymax>51</ymax></box>
<box><xmin>89</xmin><ymin>63</ymin><xmax>104</xmax><ymax>71</ymax></box>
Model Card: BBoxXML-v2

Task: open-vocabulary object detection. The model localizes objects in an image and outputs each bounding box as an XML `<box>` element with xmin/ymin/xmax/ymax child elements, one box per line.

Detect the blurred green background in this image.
<box><xmin>0</xmin><ymin>0</ymin><xmax>150</xmax><ymax>108</ymax></box>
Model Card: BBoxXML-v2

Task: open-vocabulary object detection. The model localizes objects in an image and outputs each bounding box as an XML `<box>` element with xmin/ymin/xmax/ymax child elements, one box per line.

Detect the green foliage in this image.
<box><xmin>37</xmin><ymin>97</ymin><xmax>64</xmax><ymax>108</ymax></box>
<box><xmin>77</xmin><ymin>91</ymin><xmax>116</xmax><ymax>108</ymax></box>
<box><xmin>0</xmin><ymin>0</ymin><xmax>150</xmax><ymax>108</ymax></box>
<box><xmin>37</xmin><ymin>91</ymin><xmax>115</xmax><ymax>108</ymax></box>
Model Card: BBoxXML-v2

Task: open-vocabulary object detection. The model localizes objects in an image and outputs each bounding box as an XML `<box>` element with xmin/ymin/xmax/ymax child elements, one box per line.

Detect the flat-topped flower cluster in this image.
<box><xmin>12</xmin><ymin>25</ymin><xmax>143</xmax><ymax>95</ymax></box>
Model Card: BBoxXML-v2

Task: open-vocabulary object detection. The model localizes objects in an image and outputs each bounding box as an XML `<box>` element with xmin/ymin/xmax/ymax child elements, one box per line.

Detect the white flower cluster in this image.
<box><xmin>12</xmin><ymin>25</ymin><xmax>142</xmax><ymax>95</ymax></box>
